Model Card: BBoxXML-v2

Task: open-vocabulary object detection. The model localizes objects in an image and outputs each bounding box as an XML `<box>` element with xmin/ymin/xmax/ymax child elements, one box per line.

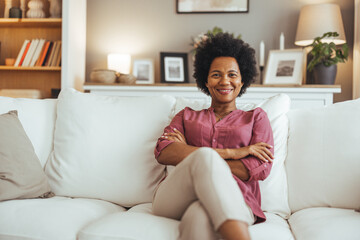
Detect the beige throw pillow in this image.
<box><xmin>0</xmin><ymin>110</ymin><xmax>53</xmax><ymax>201</ymax></box>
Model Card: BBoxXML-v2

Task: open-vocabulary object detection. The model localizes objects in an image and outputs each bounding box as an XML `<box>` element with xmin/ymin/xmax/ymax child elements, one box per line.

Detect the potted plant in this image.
<box><xmin>307</xmin><ymin>32</ymin><xmax>349</xmax><ymax>84</ymax></box>
<box><xmin>190</xmin><ymin>27</ymin><xmax>242</xmax><ymax>57</ymax></box>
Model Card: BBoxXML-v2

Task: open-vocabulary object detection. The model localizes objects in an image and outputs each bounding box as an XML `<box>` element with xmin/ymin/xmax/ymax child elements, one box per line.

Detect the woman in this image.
<box><xmin>153</xmin><ymin>33</ymin><xmax>274</xmax><ymax>240</ymax></box>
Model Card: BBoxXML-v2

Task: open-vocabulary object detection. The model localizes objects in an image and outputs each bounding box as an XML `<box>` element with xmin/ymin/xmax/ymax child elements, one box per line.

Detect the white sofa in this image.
<box><xmin>0</xmin><ymin>88</ymin><xmax>359</xmax><ymax>240</ymax></box>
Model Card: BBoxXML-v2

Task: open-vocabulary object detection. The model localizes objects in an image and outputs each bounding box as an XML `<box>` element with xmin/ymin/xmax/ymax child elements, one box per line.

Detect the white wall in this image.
<box><xmin>354</xmin><ymin>0</ymin><xmax>360</xmax><ymax>99</ymax></box>
<box><xmin>86</xmin><ymin>0</ymin><xmax>354</xmax><ymax>102</ymax></box>
<box><xmin>62</xmin><ymin>0</ymin><xmax>87</xmax><ymax>91</ymax></box>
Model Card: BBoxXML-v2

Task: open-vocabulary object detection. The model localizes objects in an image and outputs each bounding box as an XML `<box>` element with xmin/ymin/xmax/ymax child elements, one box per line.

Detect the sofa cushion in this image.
<box><xmin>173</xmin><ymin>94</ymin><xmax>292</xmax><ymax>218</ymax></box>
<box><xmin>0</xmin><ymin>97</ymin><xmax>57</xmax><ymax>167</ymax></box>
<box><xmin>0</xmin><ymin>110</ymin><xmax>53</xmax><ymax>201</ymax></box>
<box><xmin>79</xmin><ymin>208</ymin><xmax>180</xmax><ymax>240</ymax></box>
<box><xmin>45</xmin><ymin>88</ymin><xmax>176</xmax><ymax>207</ymax></box>
<box><xmin>249</xmin><ymin>212</ymin><xmax>294</xmax><ymax>240</ymax></box>
<box><xmin>0</xmin><ymin>196</ymin><xmax>124</xmax><ymax>240</ymax></box>
<box><xmin>286</xmin><ymin>98</ymin><xmax>360</xmax><ymax>212</ymax></box>
<box><xmin>288</xmin><ymin>207</ymin><xmax>360</xmax><ymax>240</ymax></box>
<box><xmin>80</xmin><ymin>203</ymin><xmax>293</xmax><ymax>240</ymax></box>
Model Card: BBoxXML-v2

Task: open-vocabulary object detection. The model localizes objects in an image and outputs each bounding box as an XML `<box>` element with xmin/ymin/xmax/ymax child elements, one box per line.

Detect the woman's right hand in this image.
<box><xmin>160</xmin><ymin>128</ymin><xmax>187</xmax><ymax>144</ymax></box>
<box><xmin>245</xmin><ymin>142</ymin><xmax>274</xmax><ymax>163</ymax></box>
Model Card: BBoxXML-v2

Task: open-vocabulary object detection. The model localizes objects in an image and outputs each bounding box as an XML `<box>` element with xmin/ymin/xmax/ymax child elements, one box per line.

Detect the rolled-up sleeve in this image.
<box><xmin>154</xmin><ymin>109</ymin><xmax>185</xmax><ymax>159</ymax></box>
<box><xmin>241</xmin><ymin>109</ymin><xmax>274</xmax><ymax>182</ymax></box>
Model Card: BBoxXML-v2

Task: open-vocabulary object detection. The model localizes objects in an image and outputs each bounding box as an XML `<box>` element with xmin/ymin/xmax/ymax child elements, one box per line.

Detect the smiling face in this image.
<box><xmin>206</xmin><ymin>57</ymin><xmax>244</xmax><ymax>106</ymax></box>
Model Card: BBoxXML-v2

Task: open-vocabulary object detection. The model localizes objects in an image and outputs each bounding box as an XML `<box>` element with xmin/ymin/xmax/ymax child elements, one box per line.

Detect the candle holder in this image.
<box><xmin>259</xmin><ymin>66</ymin><xmax>264</xmax><ymax>84</ymax></box>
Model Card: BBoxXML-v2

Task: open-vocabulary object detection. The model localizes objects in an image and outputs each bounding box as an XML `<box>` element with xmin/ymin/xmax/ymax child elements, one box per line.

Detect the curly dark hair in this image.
<box><xmin>193</xmin><ymin>32</ymin><xmax>258</xmax><ymax>97</ymax></box>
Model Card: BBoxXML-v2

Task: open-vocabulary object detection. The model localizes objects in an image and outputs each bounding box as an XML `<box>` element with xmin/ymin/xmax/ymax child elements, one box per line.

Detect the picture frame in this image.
<box><xmin>160</xmin><ymin>52</ymin><xmax>189</xmax><ymax>84</ymax></box>
<box><xmin>176</xmin><ymin>0</ymin><xmax>249</xmax><ymax>14</ymax></box>
<box><xmin>132</xmin><ymin>59</ymin><xmax>154</xmax><ymax>84</ymax></box>
<box><xmin>263</xmin><ymin>49</ymin><xmax>306</xmax><ymax>85</ymax></box>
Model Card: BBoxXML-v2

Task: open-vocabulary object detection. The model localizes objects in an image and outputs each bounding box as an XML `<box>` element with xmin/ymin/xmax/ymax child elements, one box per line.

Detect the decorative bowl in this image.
<box><xmin>90</xmin><ymin>69</ymin><xmax>117</xmax><ymax>83</ymax></box>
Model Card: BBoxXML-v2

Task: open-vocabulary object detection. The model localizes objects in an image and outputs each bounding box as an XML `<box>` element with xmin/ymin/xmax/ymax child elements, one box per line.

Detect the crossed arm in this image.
<box><xmin>157</xmin><ymin>128</ymin><xmax>273</xmax><ymax>181</ymax></box>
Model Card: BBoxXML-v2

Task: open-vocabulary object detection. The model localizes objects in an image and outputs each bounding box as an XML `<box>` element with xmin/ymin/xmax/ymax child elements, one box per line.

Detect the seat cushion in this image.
<box><xmin>249</xmin><ymin>212</ymin><xmax>294</xmax><ymax>240</ymax></box>
<box><xmin>289</xmin><ymin>207</ymin><xmax>360</xmax><ymax>240</ymax></box>
<box><xmin>80</xmin><ymin>203</ymin><xmax>293</xmax><ymax>240</ymax></box>
<box><xmin>0</xmin><ymin>196</ymin><xmax>124</xmax><ymax>240</ymax></box>
<box><xmin>45</xmin><ymin>88</ymin><xmax>176</xmax><ymax>207</ymax></box>
<box><xmin>0</xmin><ymin>97</ymin><xmax>57</xmax><ymax>168</ymax></box>
<box><xmin>79</xmin><ymin>203</ymin><xmax>179</xmax><ymax>240</ymax></box>
<box><xmin>286</xmin><ymin>98</ymin><xmax>360</xmax><ymax>212</ymax></box>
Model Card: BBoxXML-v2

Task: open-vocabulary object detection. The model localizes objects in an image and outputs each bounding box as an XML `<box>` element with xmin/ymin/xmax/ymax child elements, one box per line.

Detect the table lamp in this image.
<box><xmin>295</xmin><ymin>3</ymin><xmax>346</xmax><ymax>46</ymax></box>
<box><xmin>107</xmin><ymin>53</ymin><xmax>131</xmax><ymax>74</ymax></box>
<box><xmin>295</xmin><ymin>3</ymin><xmax>346</xmax><ymax>84</ymax></box>
<box><xmin>107</xmin><ymin>53</ymin><xmax>135</xmax><ymax>84</ymax></box>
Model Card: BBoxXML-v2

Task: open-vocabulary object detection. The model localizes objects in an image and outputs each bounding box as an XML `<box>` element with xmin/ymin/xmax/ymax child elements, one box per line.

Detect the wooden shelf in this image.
<box><xmin>0</xmin><ymin>66</ymin><xmax>61</xmax><ymax>71</ymax></box>
<box><xmin>0</xmin><ymin>18</ymin><xmax>61</xmax><ymax>27</ymax></box>
<box><xmin>0</xmin><ymin>17</ymin><xmax>62</xmax><ymax>98</ymax></box>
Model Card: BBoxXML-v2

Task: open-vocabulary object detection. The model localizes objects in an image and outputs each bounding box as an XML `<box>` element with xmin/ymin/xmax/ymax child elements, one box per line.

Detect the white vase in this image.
<box><xmin>4</xmin><ymin>0</ymin><xmax>13</xmax><ymax>18</ymax></box>
<box><xmin>26</xmin><ymin>0</ymin><xmax>45</xmax><ymax>18</ymax></box>
<box><xmin>20</xmin><ymin>0</ymin><xmax>26</xmax><ymax>18</ymax></box>
<box><xmin>49</xmin><ymin>0</ymin><xmax>62</xmax><ymax>18</ymax></box>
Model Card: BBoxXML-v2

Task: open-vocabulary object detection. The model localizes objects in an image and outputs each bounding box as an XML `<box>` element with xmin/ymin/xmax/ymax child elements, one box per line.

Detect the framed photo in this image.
<box><xmin>160</xmin><ymin>52</ymin><xmax>189</xmax><ymax>83</ymax></box>
<box><xmin>176</xmin><ymin>0</ymin><xmax>249</xmax><ymax>13</ymax></box>
<box><xmin>132</xmin><ymin>59</ymin><xmax>154</xmax><ymax>84</ymax></box>
<box><xmin>263</xmin><ymin>49</ymin><xmax>306</xmax><ymax>85</ymax></box>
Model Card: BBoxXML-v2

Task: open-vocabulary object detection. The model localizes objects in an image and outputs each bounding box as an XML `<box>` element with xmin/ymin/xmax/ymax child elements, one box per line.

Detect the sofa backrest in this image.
<box><xmin>0</xmin><ymin>96</ymin><xmax>57</xmax><ymax>168</ymax></box>
<box><xmin>286</xmin><ymin>98</ymin><xmax>360</xmax><ymax>213</ymax></box>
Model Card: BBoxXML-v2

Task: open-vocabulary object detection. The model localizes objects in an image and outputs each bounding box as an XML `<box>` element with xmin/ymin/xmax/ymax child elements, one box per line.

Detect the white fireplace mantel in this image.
<box><xmin>83</xmin><ymin>83</ymin><xmax>341</xmax><ymax>110</ymax></box>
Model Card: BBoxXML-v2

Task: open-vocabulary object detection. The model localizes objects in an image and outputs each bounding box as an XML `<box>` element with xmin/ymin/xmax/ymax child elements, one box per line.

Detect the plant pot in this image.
<box><xmin>312</xmin><ymin>64</ymin><xmax>337</xmax><ymax>85</ymax></box>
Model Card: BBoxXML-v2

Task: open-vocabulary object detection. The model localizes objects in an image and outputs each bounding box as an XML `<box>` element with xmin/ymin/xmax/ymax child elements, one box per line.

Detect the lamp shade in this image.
<box><xmin>295</xmin><ymin>3</ymin><xmax>346</xmax><ymax>46</ymax></box>
<box><xmin>107</xmin><ymin>53</ymin><xmax>131</xmax><ymax>74</ymax></box>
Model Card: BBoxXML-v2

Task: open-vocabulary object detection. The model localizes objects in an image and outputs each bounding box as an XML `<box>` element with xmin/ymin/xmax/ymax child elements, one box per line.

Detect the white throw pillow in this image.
<box><xmin>256</xmin><ymin>94</ymin><xmax>291</xmax><ymax>218</ymax></box>
<box><xmin>173</xmin><ymin>94</ymin><xmax>292</xmax><ymax>218</ymax></box>
<box><xmin>286</xmin><ymin>98</ymin><xmax>360</xmax><ymax>213</ymax></box>
<box><xmin>45</xmin><ymin>88</ymin><xmax>176</xmax><ymax>207</ymax></box>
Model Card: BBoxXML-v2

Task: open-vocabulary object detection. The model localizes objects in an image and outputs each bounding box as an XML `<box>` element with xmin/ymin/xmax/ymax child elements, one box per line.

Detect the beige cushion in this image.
<box><xmin>0</xmin><ymin>110</ymin><xmax>53</xmax><ymax>201</ymax></box>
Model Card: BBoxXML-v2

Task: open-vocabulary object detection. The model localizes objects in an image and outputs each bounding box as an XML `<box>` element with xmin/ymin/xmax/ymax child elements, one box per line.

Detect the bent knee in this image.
<box><xmin>191</xmin><ymin>147</ymin><xmax>221</xmax><ymax>163</ymax></box>
<box><xmin>191</xmin><ymin>147</ymin><xmax>227</xmax><ymax>168</ymax></box>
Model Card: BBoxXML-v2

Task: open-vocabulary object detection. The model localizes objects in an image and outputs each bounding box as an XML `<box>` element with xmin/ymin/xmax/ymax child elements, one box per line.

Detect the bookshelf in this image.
<box><xmin>0</xmin><ymin>18</ymin><xmax>62</xmax><ymax>98</ymax></box>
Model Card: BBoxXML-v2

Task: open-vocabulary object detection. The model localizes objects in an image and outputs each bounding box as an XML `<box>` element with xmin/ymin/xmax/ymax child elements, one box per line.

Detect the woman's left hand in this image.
<box><xmin>161</xmin><ymin>128</ymin><xmax>187</xmax><ymax>144</ymax></box>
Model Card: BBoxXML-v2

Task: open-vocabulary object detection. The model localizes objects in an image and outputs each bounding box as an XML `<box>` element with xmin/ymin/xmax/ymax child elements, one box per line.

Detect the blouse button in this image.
<box><xmin>213</xmin><ymin>139</ymin><xmax>216</xmax><ymax>142</ymax></box>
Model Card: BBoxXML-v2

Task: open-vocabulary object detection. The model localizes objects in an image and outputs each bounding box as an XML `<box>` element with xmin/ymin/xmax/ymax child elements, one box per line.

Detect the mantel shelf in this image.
<box><xmin>84</xmin><ymin>82</ymin><xmax>341</xmax><ymax>93</ymax></box>
<box><xmin>83</xmin><ymin>83</ymin><xmax>341</xmax><ymax>109</ymax></box>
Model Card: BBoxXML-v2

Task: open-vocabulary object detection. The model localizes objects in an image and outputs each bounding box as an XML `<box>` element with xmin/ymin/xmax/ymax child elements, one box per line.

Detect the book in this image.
<box><xmin>42</xmin><ymin>41</ymin><xmax>54</xmax><ymax>66</ymax></box>
<box><xmin>35</xmin><ymin>41</ymin><xmax>47</xmax><ymax>66</ymax></box>
<box><xmin>50</xmin><ymin>41</ymin><xmax>61</xmax><ymax>66</ymax></box>
<box><xmin>14</xmin><ymin>40</ymin><xmax>30</xmax><ymax>67</ymax></box>
<box><xmin>18</xmin><ymin>41</ymin><xmax>31</xmax><ymax>66</ymax></box>
<box><xmin>54</xmin><ymin>42</ymin><xmax>62</xmax><ymax>67</ymax></box>
<box><xmin>36</xmin><ymin>41</ymin><xmax>50</xmax><ymax>66</ymax></box>
<box><xmin>22</xmin><ymin>39</ymin><xmax>39</xmax><ymax>67</ymax></box>
<box><xmin>47</xmin><ymin>41</ymin><xmax>58</xmax><ymax>67</ymax></box>
<box><xmin>29</xmin><ymin>39</ymin><xmax>46</xmax><ymax>67</ymax></box>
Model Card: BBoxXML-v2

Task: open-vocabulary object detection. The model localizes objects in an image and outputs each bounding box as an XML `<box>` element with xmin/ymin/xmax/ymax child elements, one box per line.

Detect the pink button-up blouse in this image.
<box><xmin>154</xmin><ymin>106</ymin><xmax>274</xmax><ymax>223</ymax></box>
